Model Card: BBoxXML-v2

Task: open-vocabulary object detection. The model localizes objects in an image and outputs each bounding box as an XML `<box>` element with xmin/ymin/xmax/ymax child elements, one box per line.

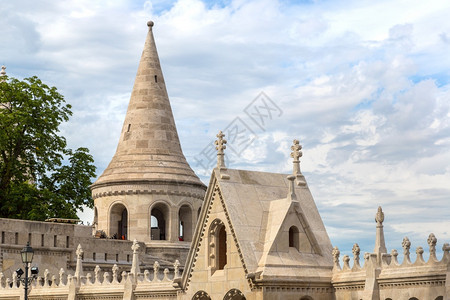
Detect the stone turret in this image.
<box><xmin>91</xmin><ymin>21</ymin><xmax>206</xmax><ymax>261</ymax></box>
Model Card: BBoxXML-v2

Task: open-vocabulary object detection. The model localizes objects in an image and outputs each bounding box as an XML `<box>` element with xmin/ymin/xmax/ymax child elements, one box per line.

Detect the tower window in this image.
<box><xmin>289</xmin><ymin>226</ymin><xmax>299</xmax><ymax>250</ymax></box>
<box><xmin>154</xmin><ymin>75</ymin><xmax>157</xmax><ymax>83</ymax></box>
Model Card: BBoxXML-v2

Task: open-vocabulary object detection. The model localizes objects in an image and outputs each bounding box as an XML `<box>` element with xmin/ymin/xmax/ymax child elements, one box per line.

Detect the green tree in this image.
<box><xmin>0</xmin><ymin>75</ymin><xmax>96</xmax><ymax>220</ymax></box>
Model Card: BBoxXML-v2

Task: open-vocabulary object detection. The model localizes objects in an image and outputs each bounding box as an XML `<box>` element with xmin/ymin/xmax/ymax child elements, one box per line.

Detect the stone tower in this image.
<box><xmin>91</xmin><ymin>21</ymin><xmax>206</xmax><ymax>259</ymax></box>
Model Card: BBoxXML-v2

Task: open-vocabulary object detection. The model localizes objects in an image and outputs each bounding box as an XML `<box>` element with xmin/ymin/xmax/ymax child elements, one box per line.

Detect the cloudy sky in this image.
<box><xmin>1</xmin><ymin>0</ymin><xmax>449</xmax><ymax>261</ymax></box>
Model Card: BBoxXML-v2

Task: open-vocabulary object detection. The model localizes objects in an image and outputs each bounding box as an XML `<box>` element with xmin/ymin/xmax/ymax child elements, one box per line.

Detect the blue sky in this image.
<box><xmin>1</xmin><ymin>0</ymin><xmax>449</xmax><ymax>262</ymax></box>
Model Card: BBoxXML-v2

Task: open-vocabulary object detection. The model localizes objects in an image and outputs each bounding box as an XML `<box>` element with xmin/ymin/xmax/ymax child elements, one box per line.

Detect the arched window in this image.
<box><xmin>289</xmin><ymin>226</ymin><xmax>299</xmax><ymax>250</ymax></box>
<box><xmin>223</xmin><ymin>289</ymin><xmax>245</xmax><ymax>300</ymax></box>
<box><xmin>435</xmin><ymin>297</ymin><xmax>443</xmax><ymax>300</ymax></box>
<box><xmin>192</xmin><ymin>291</ymin><xmax>211</xmax><ymax>300</ymax></box>
<box><xmin>179</xmin><ymin>205</ymin><xmax>193</xmax><ymax>242</ymax></box>
<box><xmin>209</xmin><ymin>219</ymin><xmax>227</xmax><ymax>272</ymax></box>
<box><xmin>109</xmin><ymin>203</ymin><xmax>128</xmax><ymax>240</ymax></box>
<box><xmin>151</xmin><ymin>203</ymin><xmax>169</xmax><ymax>240</ymax></box>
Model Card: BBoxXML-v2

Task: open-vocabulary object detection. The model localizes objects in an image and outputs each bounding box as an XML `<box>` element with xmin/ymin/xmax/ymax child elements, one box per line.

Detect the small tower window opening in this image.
<box><xmin>127</xmin><ymin>124</ymin><xmax>131</xmax><ymax>132</ymax></box>
<box><xmin>54</xmin><ymin>235</ymin><xmax>57</xmax><ymax>247</ymax></box>
<box><xmin>151</xmin><ymin>203</ymin><xmax>169</xmax><ymax>240</ymax></box>
<box><xmin>154</xmin><ymin>75</ymin><xmax>157</xmax><ymax>83</ymax></box>
<box><xmin>208</xmin><ymin>219</ymin><xmax>227</xmax><ymax>272</ymax></box>
<box><xmin>116</xmin><ymin>253</ymin><xmax>119</xmax><ymax>262</ymax></box>
<box><xmin>105</xmin><ymin>253</ymin><xmax>108</xmax><ymax>261</ymax></box>
<box><xmin>289</xmin><ymin>226</ymin><xmax>299</xmax><ymax>250</ymax></box>
<box><xmin>41</xmin><ymin>234</ymin><xmax>45</xmax><ymax>246</ymax></box>
<box><xmin>15</xmin><ymin>232</ymin><xmax>18</xmax><ymax>245</ymax></box>
<box><xmin>179</xmin><ymin>205</ymin><xmax>193</xmax><ymax>242</ymax></box>
<box><xmin>109</xmin><ymin>203</ymin><xmax>128</xmax><ymax>240</ymax></box>
<box><xmin>28</xmin><ymin>233</ymin><xmax>32</xmax><ymax>245</ymax></box>
<box><xmin>93</xmin><ymin>252</ymin><xmax>96</xmax><ymax>261</ymax></box>
<box><xmin>1</xmin><ymin>231</ymin><xmax>4</xmax><ymax>244</ymax></box>
<box><xmin>66</xmin><ymin>236</ymin><xmax>70</xmax><ymax>248</ymax></box>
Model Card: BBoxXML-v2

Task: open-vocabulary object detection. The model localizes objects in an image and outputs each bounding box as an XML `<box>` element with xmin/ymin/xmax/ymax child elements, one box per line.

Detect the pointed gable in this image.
<box><xmin>182</xmin><ymin>167</ymin><xmax>333</xmax><ymax>294</ymax></box>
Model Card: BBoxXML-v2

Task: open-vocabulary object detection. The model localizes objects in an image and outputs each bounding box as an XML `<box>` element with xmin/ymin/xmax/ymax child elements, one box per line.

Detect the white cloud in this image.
<box><xmin>1</xmin><ymin>0</ymin><xmax>450</xmax><ymax>257</ymax></box>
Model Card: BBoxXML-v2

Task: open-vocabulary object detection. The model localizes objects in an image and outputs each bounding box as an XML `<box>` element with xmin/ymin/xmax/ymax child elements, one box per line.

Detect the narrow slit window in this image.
<box><xmin>1</xmin><ymin>231</ymin><xmax>5</xmax><ymax>244</ymax></box>
<box><xmin>154</xmin><ymin>75</ymin><xmax>157</xmax><ymax>83</ymax></box>
<box><xmin>41</xmin><ymin>234</ymin><xmax>45</xmax><ymax>246</ymax></box>
<box><xmin>28</xmin><ymin>233</ymin><xmax>32</xmax><ymax>245</ymax></box>
<box><xmin>93</xmin><ymin>253</ymin><xmax>96</xmax><ymax>261</ymax></box>
<box><xmin>105</xmin><ymin>253</ymin><xmax>108</xmax><ymax>261</ymax></box>
<box><xmin>116</xmin><ymin>254</ymin><xmax>119</xmax><ymax>262</ymax></box>
<box><xmin>15</xmin><ymin>232</ymin><xmax>19</xmax><ymax>245</ymax></box>
<box><xmin>54</xmin><ymin>235</ymin><xmax>57</xmax><ymax>247</ymax></box>
<box><xmin>66</xmin><ymin>236</ymin><xmax>70</xmax><ymax>248</ymax></box>
<box><xmin>127</xmin><ymin>124</ymin><xmax>131</xmax><ymax>132</ymax></box>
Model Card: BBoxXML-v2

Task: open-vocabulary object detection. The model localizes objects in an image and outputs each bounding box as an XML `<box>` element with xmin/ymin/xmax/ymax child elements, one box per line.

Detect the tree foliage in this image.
<box><xmin>0</xmin><ymin>75</ymin><xmax>96</xmax><ymax>220</ymax></box>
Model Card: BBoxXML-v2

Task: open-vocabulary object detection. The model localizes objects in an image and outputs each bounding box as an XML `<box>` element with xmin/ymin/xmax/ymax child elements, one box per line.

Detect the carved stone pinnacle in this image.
<box><xmin>215</xmin><ymin>131</ymin><xmax>227</xmax><ymax>168</ymax></box>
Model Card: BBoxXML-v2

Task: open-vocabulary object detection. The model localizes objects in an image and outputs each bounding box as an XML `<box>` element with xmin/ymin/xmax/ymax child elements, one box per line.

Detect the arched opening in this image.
<box><xmin>151</xmin><ymin>203</ymin><xmax>169</xmax><ymax>240</ymax></box>
<box><xmin>179</xmin><ymin>205</ymin><xmax>193</xmax><ymax>242</ymax></box>
<box><xmin>109</xmin><ymin>203</ymin><xmax>128</xmax><ymax>240</ymax></box>
<box><xmin>208</xmin><ymin>219</ymin><xmax>227</xmax><ymax>272</ymax></box>
<box><xmin>408</xmin><ymin>298</ymin><xmax>419</xmax><ymax>300</ymax></box>
<box><xmin>223</xmin><ymin>289</ymin><xmax>245</xmax><ymax>300</ymax></box>
<box><xmin>218</xmin><ymin>225</ymin><xmax>227</xmax><ymax>269</ymax></box>
<box><xmin>192</xmin><ymin>291</ymin><xmax>211</xmax><ymax>300</ymax></box>
<box><xmin>300</xmin><ymin>297</ymin><xmax>313</xmax><ymax>300</ymax></box>
<box><xmin>289</xmin><ymin>226</ymin><xmax>299</xmax><ymax>250</ymax></box>
<box><xmin>435</xmin><ymin>297</ymin><xmax>444</xmax><ymax>300</ymax></box>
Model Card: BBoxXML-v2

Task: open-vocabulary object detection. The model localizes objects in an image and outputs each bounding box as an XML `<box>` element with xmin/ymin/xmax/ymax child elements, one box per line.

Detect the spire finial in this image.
<box><xmin>147</xmin><ymin>20</ymin><xmax>154</xmax><ymax>28</ymax></box>
<box><xmin>290</xmin><ymin>139</ymin><xmax>302</xmax><ymax>175</ymax></box>
<box><xmin>0</xmin><ymin>66</ymin><xmax>6</xmax><ymax>76</ymax></box>
<box><xmin>373</xmin><ymin>206</ymin><xmax>387</xmax><ymax>265</ymax></box>
<box><xmin>375</xmin><ymin>206</ymin><xmax>384</xmax><ymax>226</ymax></box>
<box><xmin>215</xmin><ymin>131</ymin><xmax>227</xmax><ymax>169</ymax></box>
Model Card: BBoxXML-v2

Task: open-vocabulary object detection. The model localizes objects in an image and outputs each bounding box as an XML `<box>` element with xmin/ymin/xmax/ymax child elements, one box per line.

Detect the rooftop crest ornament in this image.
<box><xmin>215</xmin><ymin>131</ymin><xmax>227</xmax><ymax>169</ymax></box>
<box><xmin>290</xmin><ymin>139</ymin><xmax>302</xmax><ymax>175</ymax></box>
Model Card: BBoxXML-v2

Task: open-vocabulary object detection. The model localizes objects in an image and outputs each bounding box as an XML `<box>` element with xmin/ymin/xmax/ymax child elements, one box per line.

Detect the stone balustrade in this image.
<box><xmin>0</xmin><ymin>240</ymin><xmax>181</xmax><ymax>300</ymax></box>
<box><xmin>332</xmin><ymin>234</ymin><xmax>449</xmax><ymax>300</ymax></box>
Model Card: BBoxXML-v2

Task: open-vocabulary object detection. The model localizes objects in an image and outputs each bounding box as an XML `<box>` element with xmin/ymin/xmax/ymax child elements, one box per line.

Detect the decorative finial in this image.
<box><xmin>76</xmin><ymin>244</ymin><xmax>84</xmax><ymax>258</ymax></box>
<box><xmin>290</xmin><ymin>139</ymin><xmax>302</xmax><ymax>175</ymax></box>
<box><xmin>147</xmin><ymin>20</ymin><xmax>154</xmax><ymax>28</ymax></box>
<box><xmin>427</xmin><ymin>233</ymin><xmax>438</xmax><ymax>262</ymax></box>
<box><xmin>352</xmin><ymin>243</ymin><xmax>361</xmax><ymax>269</ymax></box>
<box><xmin>332</xmin><ymin>246</ymin><xmax>341</xmax><ymax>270</ymax></box>
<box><xmin>215</xmin><ymin>131</ymin><xmax>227</xmax><ymax>169</ymax></box>
<box><xmin>375</xmin><ymin>206</ymin><xmax>384</xmax><ymax>226</ymax></box>
<box><xmin>0</xmin><ymin>66</ymin><xmax>6</xmax><ymax>76</ymax></box>
<box><xmin>131</xmin><ymin>239</ymin><xmax>140</xmax><ymax>254</ymax></box>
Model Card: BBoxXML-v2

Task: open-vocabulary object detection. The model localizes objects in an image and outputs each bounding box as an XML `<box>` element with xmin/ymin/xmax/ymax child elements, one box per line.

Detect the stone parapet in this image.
<box><xmin>332</xmin><ymin>234</ymin><xmax>450</xmax><ymax>300</ymax></box>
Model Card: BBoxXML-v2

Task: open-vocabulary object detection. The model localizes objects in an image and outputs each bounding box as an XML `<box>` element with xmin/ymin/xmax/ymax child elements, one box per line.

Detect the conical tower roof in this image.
<box><xmin>92</xmin><ymin>21</ymin><xmax>204</xmax><ymax>190</ymax></box>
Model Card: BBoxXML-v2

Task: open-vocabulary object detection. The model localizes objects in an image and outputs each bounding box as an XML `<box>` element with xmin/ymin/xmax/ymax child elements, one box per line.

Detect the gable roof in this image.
<box><xmin>181</xmin><ymin>167</ymin><xmax>333</xmax><ymax>288</ymax></box>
